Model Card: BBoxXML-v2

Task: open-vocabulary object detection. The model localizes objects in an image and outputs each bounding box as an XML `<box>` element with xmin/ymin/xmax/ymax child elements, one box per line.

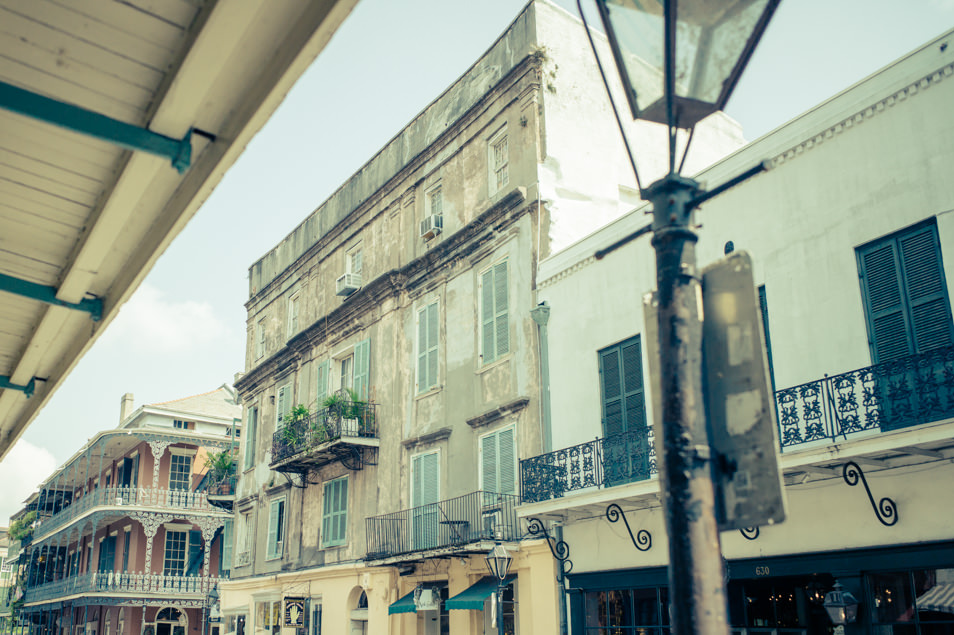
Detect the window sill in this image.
<box><xmin>476</xmin><ymin>352</ymin><xmax>513</xmax><ymax>375</ymax></box>
<box><xmin>414</xmin><ymin>386</ymin><xmax>442</xmax><ymax>401</ymax></box>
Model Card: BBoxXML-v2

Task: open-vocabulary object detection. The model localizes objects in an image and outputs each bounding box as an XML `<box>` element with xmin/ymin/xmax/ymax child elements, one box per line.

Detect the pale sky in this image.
<box><xmin>2</xmin><ymin>0</ymin><xmax>952</xmax><ymax>523</ymax></box>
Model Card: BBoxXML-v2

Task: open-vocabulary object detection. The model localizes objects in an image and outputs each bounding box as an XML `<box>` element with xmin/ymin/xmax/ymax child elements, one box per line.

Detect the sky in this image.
<box><xmin>1</xmin><ymin>0</ymin><xmax>953</xmax><ymax>523</ymax></box>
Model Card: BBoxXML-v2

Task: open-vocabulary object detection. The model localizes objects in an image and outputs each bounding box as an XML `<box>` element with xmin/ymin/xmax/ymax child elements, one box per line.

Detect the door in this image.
<box><xmin>411</xmin><ymin>451</ymin><xmax>439</xmax><ymax>550</ymax></box>
<box><xmin>599</xmin><ymin>336</ymin><xmax>650</xmax><ymax>486</ymax></box>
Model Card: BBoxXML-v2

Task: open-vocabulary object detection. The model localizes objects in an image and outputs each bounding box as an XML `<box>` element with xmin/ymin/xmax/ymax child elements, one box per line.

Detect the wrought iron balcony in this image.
<box><xmin>776</xmin><ymin>345</ymin><xmax>954</xmax><ymax>449</ymax></box>
<box><xmin>520</xmin><ymin>428</ymin><xmax>657</xmax><ymax>504</ymax></box>
<box><xmin>24</xmin><ymin>571</ymin><xmax>220</xmax><ymax>604</ymax></box>
<box><xmin>270</xmin><ymin>402</ymin><xmax>378</xmax><ymax>473</ymax></box>
<box><xmin>366</xmin><ymin>491</ymin><xmax>521</xmax><ymax>560</ymax></box>
<box><xmin>33</xmin><ymin>486</ymin><xmax>226</xmax><ymax>539</ymax></box>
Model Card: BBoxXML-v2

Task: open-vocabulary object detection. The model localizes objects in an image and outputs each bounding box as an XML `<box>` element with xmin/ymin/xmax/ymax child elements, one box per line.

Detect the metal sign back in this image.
<box><xmin>702</xmin><ymin>251</ymin><xmax>786</xmax><ymax>530</ymax></box>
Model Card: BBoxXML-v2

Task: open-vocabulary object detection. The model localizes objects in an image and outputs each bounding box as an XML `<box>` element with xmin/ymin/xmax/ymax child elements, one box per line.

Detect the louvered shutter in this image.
<box><xmin>221</xmin><ymin>519</ymin><xmax>232</xmax><ymax>573</ymax></box>
<box><xmin>276</xmin><ymin>384</ymin><xmax>290</xmax><ymax>428</ymax></box>
<box><xmin>621</xmin><ymin>338</ymin><xmax>645</xmax><ymax>431</ymax></box>
<box><xmin>267</xmin><ymin>500</ymin><xmax>280</xmax><ymax>558</ymax></box>
<box><xmin>481</xmin><ymin>268</ymin><xmax>495</xmax><ymax>363</ymax></box>
<box><xmin>186</xmin><ymin>530</ymin><xmax>202</xmax><ymax>575</ymax></box>
<box><xmin>412</xmin><ymin>452</ymin><xmax>439</xmax><ymax>506</ymax></box>
<box><xmin>427</xmin><ymin>302</ymin><xmax>439</xmax><ymax>389</ymax></box>
<box><xmin>493</xmin><ymin>261</ymin><xmax>509</xmax><ymax>359</ymax></box>
<box><xmin>353</xmin><ymin>338</ymin><xmax>371</xmax><ymax>400</ymax></box>
<box><xmin>599</xmin><ymin>336</ymin><xmax>647</xmax><ymax>437</ymax></box>
<box><xmin>97</xmin><ymin>536</ymin><xmax>116</xmax><ymax>573</ymax></box>
<box><xmin>481</xmin><ymin>433</ymin><xmax>497</xmax><ymax>492</ymax></box>
<box><xmin>315</xmin><ymin>360</ymin><xmax>330</xmax><ymax>405</ymax></box>
<box><xmin>859</xmin><ymin>241</ymin><xmax>912</xmax><ymax>362</ymax></box>
<box><xmin>899</xmin><ymin>227</ymin><xmax>953</xmax><ymax>352</ymax></box>
<box><xmin>417</xmin><ymin>308</ymin><xmax>428</xmax><ymax>392</ymax></box>
<box><xmin>498</xmin><ymin>427</ymin><xmax>516</xmax><ymax>495</ymax></box>
<box><xmin>599</xmin><ymin>348</ymin><xmax>625</xmax><ymax>436</ymax></box>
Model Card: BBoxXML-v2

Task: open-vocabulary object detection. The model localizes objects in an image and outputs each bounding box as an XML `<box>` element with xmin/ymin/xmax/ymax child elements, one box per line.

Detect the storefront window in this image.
<box><xmin>225</xmin><ymin>615</ymin><xmax>245</xmax><ymax>635</ymax></box>
<box><xmin>869</xmin><ymin>568</ymin><xmax>954</xmax><ymax>633</ymax></box>
<box><xmin>584</xmin><ymin>587</ymin><xmax>668</xmax><ymax>634</ymax></box>
<box><xmin>255</xmin><ymin>601</ymin><xmax>280</xmax><ymax>635</ymax></box>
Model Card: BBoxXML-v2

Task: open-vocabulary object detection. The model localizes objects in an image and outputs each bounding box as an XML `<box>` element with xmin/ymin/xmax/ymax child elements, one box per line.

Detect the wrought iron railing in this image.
<box><xmin>205</xmin><ymin>475</ymin><xmax>237</xmax><ymax>497</ymax></box>
<box><xmin>271</xmin><ymin>401</ymin><xmax>377</xmax><ymax>464</ymax></box>
<box><xmin>520</xmin><ymin>427</ymin><xmax>656</xmax><ymax>504</ymax></box>
<box><xmin>24</xmin><ymin>572</ymin><xmax>220</xmax><ymax>603</ymax></box>
<box><xmin>366</xmin><ymin>491</ymin><xmax>521</xmax><ymax>559</ymax></box>
<box><xmin>776</xmin><ymin>345</ymin><xmax>954</xmax><ymax>449</ymax></box>
<box><xmin>33</xmin><ymin>486</ymin><xmax>222</xmax><ymax>538</ymax></box>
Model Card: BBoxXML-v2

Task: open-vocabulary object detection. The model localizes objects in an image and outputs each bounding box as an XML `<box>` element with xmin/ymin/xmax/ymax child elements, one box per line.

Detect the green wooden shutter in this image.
<box><xmin>221</xmin><ymin>519</ymin><xmax>232</xmax><ymax>573</ymax></box>
<box><xmin>353</xmin><ymin>338</ymin><xmax>370</xmax><ymax>400</ymax></box>
<box><xmin>97</xmin><ymin>536</ymin><xmax>116</xmax><ymax>573</ymax></box>
<box><xmin>412</xmin><ymin>452</ymin><xmax>439</xmax><ymax>506</ymax></box>
<box><xmin>899</xmin><ymin>226</ymin><xmax>953</xmax><ymax>352</ymax></box>
<box><xmin>427</xmin><ymin>302</ymin><xmax>439</xmax><ymax>389</ymax></box>
<box><xmin>480</xmin><ymin>433</ymin><xmax>497</xmax><ymax>492</ymax></box>
<box><xmin>858</xmin><ymin>222</ymin><xmax>953</xmax><ymax>363</ymax></box>
<box><xmin>599</xmin><ymin>336</ymin><xmax>646</xmax><ymax>436</ymax></box>
<box><xmin>322</xmin><ymin>479</ymin><xmax>348</xmax><ymax>547</ymax></box>
<box><xmin>417</xmin><ymin>307</ymin><xmax>428</xmax><ymax>392</ymax></box>
<box><xmin>276</xmin><ymin>384</ymin><xmax>290</xmax><ymax>428</ymax></box>
<box><xmin>315</xmin><ymin>360</ymin><xmax>330</xmax><ymax>405</ymax></box>
<box><xmin>186</xmin><ymin>530</ymin><xmax>202</xmax><ymax>575</ymax></box>
<box><xmin>244</xmin><ymin>407</ymin><xmax>257</xmax><ymax>471</ymax></box>
<box><xmin>493</xmin><ymin>261</ymin><xmax>509</xmax><ymax>359</ymax></box>
<box><xmin>498</xmin><ymin>427</ymin><xmax>516</xmax><ymax>495</ymax></box>
<box><xmin>481</xmin><ymin>268</ymin><xmax>495</xmax><ymax>363</ymax></box>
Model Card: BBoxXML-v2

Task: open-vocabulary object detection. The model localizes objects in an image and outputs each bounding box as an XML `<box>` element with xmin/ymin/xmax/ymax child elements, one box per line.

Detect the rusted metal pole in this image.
<box><xmin>647</xmin><ymin>175</ymin><xmax>728</xmax><ymax>635</ymax></box>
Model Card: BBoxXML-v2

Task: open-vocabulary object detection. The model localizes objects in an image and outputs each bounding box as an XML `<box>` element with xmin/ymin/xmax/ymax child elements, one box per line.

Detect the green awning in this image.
<box><xmin>445</xmin><ymin>576</ymin><xmax>516</xmax><ymax>611</ymax></box>
<box><xmin>388</xmin><ymin>590</ymin><xmax>417</xmax><ymax>615</ymax></box>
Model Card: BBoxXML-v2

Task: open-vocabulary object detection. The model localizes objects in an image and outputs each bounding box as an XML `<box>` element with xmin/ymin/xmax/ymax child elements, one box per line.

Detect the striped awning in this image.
<box><xmin>917</xmin><ymin>583</ymin><xmax>954</xmax><ymax>614</ymax></box>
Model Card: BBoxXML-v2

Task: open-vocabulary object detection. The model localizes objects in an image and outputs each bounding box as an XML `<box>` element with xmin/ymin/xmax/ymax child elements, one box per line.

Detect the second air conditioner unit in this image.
<box><xmin>419</xmin><ymin>214</ymin><xmax>443</xmax><ymax>240</ymax></box>
<box><xmin>336</xmin><ymin>272</ymin><xmax>362</xmax><ymax>296</ymax></box>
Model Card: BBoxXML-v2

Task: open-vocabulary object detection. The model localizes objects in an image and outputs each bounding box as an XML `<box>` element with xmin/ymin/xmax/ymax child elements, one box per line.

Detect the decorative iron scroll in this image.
<box><xmin>739</xmin><ymin>526</ymin><xmax>760</xmax><ymax>541</ymax></box>
<box><xmin>526</xmin><ymin>518</ymin><xmax>572</xmax><ymax>575</ymax></box>
<box><xmin>842</xmin><ymin>461</ymin><xmax>898</xmax><ymax>526</ymax></box>
<box><xmin>605</xmin><ymin>504</ymin><xmax>651</xmax><ymax>552</ymax></box>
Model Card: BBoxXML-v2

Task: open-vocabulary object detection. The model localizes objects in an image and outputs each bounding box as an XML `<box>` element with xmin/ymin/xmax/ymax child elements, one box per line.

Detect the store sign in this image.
<box><xmin>284</xmin><ymin>598</ymin><xmax>305</xmax><ymax>627</ymax></box>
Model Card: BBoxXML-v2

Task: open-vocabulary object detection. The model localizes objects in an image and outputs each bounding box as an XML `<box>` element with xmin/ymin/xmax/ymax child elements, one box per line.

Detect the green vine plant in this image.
<box><xmin>203</xmin><ymin>450</ymin><xmax>235</xmax><ymax>481</ymax></box>
<box><xmin>8</xmin><ymin>511</ymin><xmax>36</xmax><ymax>543</ymax></box>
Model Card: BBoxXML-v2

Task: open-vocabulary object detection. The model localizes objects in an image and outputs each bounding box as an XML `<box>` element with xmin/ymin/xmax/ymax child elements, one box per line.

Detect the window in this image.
<box><xmin>287</xmin><ymin>294</ymin><xmax>300</xmax><ymax>338</ymax></box>
<box><xmin>121</xmin><ymin>530</ymin><xmax>130</xmax><ymax>572</ymax></box>
<box><xmin>479</xmin><ymin>426</ymin><xmax>516</xmax><ymax>495</ymax></box>
<box><xmin>338</xmin><ymin>338</ymin><xmax>371</xmax><ymax>399</ymax></box>
<box><xmin>221</xmin><ymin>518</ymin><xmax>233</xmax><ymax>575</ymax></box>
<box><xmin>97</xmin><ymin>536</ymin><xmax>116</xmax><ymax>573</ymax></box>
<box><xmin>867</xmin><ymin>567</ymin><xmax>954</xmax><ymax>633</ymax></box>
<box><xmin>256</xmin><ymin>319</ymin><xmax>266</xmax><ymax>359</ymax></box>
<box><xmin>315</xmin><ymin>360</ymin><xmax>330</xmax><ymax>406</ymax></box>
<box><xmin>235</xmin><ymin>511</ymin><xmax>253</xmax><ymax>566</ymax></box>
<box><xmin>347</xmin><ymin>244</ymin><xmax>362</xmax><ymax>275</ymax></box>
<box><xmin>255</xmin><ymin>601</ymin><xmax>281</xmax><ymax>635</ymax></box>
<box><xmin>417</xmin><ymin>302</ymin><xmax>439</xmax><ymax>393</ymax></box>
<box><xmin>427</xmin><ymin>184</ymin><xmax>443</xmax><ymax>217</ymax></box>
<box><xmin>488</xmin><ymin>125</ymin><xmax>509</xmax><ymax>195</ymax></box>
<box><xmin>266</xmin><ymin>497</ymin><xmax>285</xmax><ymax>560</ymax></box>
<box><xmin>311</xmin><ymin>600</ymin><xmax>322</xmax><ymax>635</ymax></box>
<box><xmin>244</xmin><ymin>407</ymin><xmax>258</xmax><ymax>471</ymax></box>
<box><xmin>339</xmin><ymin>356</ymin><xmax>353</xmax><ymax>392</ymax></box>
<box><xmin>321</xmin><ymin>477</ymin><xmax>348</xmax><ymax>547</ymax></box>
<box><xmin>411</xmin><ymin>451</ymin><xmax>440</xmax><ymax>550</ymax></box>
<box><xmin>584</xmin><ymin>586</ymin><xmax>668</xmax><ymax>635</ymax></box>
<box><xmin>168</xmin><ymin>454</ymin><xmax>192</xmax><ymax>491</ymax></box>
<box><xmin>276</xmin><ymin>383</ymin><xmax>291</xmax><ymax>429</ymax></box>
<box><xmin>173</xmin><ymin>420</ymin><xmax>189</xmax><ymax>430</ymax></box>
<box><xmin>598</xmin><ymin>336</ymin><xmax>650</xmax><ymax>485</ymax></box>
<box><xmin>857</xmin><ymin>220</ymin><xmax>954</xmax><ymax>363</ymax></box>
<box><xmin>479</xmin><ymin>261</ymin><xmax>509</xmax><ymax>365</ymax></box>
<box><xmin>163</xmin><ymin>531</ymin><xmax>187</xmax><ymax>576</ymax></box>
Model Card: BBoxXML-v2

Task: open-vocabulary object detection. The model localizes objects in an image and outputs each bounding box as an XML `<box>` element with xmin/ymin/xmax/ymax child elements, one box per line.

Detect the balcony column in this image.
<box><xmin>131</xmin><ymin>513</ymin><xmax>171</xmax><ymax>575</ymax></box>
<box><xmin>97</xmin><ymin>439</ymin><xmax>105</xmax><ymax>493</ymax></box>
<box><xmin>195</xmin><ymin>518</ymin><xmax>221</xmax><ymax>577</ymax></box>
<box><xmin>148</xmin><ymin>440</ymin><xmax>172</xmax><ymax>491</ymax></box>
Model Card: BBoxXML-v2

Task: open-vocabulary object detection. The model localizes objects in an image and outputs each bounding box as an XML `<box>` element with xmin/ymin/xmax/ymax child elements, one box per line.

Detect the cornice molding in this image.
<box><xmin>466</xmin><ymin>396</ymin><xmax>530</xmax><ymax>429</ymax></box>
<box><xmin>401</xmin><ymin>427</ymin><xmax>452</xmax><ymax>449</ymax></box>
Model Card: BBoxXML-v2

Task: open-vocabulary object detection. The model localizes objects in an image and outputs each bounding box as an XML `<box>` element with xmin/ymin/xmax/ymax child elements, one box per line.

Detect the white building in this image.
<box><xmin>518</xmin><ymin>27</ymin><xmax>954</xmax><ymax>635</ymax></box>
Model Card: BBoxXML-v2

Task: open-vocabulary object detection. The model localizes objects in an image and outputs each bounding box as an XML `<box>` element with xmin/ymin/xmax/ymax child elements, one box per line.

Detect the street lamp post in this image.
<box><xmin>485</xmin><ymin>544</ymin><xmax>512</xmax><ymax>635</ymax></box>
<box><xmin>588</xmin><ymin>1</ymin><xmax>781</xmax><ymax>634</ymax></box>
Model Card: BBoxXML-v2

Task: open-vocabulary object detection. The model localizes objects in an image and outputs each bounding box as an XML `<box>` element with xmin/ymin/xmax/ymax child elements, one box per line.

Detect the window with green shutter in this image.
<box><xmin>857</xmin><ymin>220</ymin><xmax>954</xmax><ymax>363</ymax></box>
<box><xmin>479</xmin><ymin>426</ymin><xmax>516</xmax><ymax>495</ymax></box>
<box><xmin>315</xmin><ymin>360</ymin><xmax>330</xmax><ymax>405</ymax></box>
<box><xmin>244</xmin><ymin>406</ymin><xmax>258</xmax><ymax>471</ymax></box>
<box><xmin>353</xmin><ymin>338</ymin><xmax>371</xmax><ymax>400</ymax></box>
<box><xmin>598</xmin><ymin>336</ymin><xmax>650</xmax><ymax>486</ymax></box>
<box><xmin>97</xmin><ymin>536</ymin><xmax>116</xmax><ymax>573</ymax></box>
<box><xmin>480</xmin><ymin>261</ymin><xmax>509</xmax><ymax>365</ymax></box>
<box><xmin>417</xmin><ymin>302</ymin><xmax>439</xmax><ymax>393</ymax></box>
<box><xmin>276</xmin><ymin>383</ymin><xmax>291</xmax><ymax>428</ymax></box>
<box><xmin>221</xmin><ymin>519</ymin><xmax>232</xmax><ymax>575</ymax></box>
<box><xmin>411</xmin><ymin>451</ymin><xmax>439</xmax><ymax>549</ymax></box>
<box><xmin>266</xmin><ymin>497</ymin><xmax>285</xmax><ymax>560</ymax></box>
<box><xmin>322</xmin><ymin>477</ymin><xmax>348</xmax><ymax>547</ymax></box>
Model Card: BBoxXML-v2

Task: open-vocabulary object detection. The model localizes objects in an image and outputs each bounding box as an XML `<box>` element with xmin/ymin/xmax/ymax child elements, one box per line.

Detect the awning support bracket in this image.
<box><xmin>0</xmin><ymin>80</ymin><xmax>193</xmax><ymax>173</ymax></box>
<box><xmin>0</xmin><ymin>272</ymin><xmax>103</xmax><ymax>321</ymax></box>
<box><xmin>843</xmin><ymin>461</ymin><xmax>899</xmax><ymax>526</ymax></box>
<box><xmin>606</xmin><ymin>503</ymin><xmax>652</xmax><ymax>552</ymax></box>
<box><xmin>526</xmin><ymin>517</ymin><xmax>573</xmax><ymax>575</ymax></box>
<box><xmin>1</xmin><ymin>376</ymin><xmax>36</xmax><ymax>398</ymax></box>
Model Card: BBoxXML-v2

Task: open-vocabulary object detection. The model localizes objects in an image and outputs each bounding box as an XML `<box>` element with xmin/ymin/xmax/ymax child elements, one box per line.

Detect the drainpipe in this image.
<box><xmin>529</xmin><ymin>302</ymin><xmax>552</xmax><ymax>453</ymax></box>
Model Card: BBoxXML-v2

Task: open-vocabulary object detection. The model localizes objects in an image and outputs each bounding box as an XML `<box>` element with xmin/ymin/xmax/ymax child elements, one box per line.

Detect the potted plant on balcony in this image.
<box><xmin>204</xmin><ymin>451</ymin><xmax>235</xmax><ymax>494</ymax></box>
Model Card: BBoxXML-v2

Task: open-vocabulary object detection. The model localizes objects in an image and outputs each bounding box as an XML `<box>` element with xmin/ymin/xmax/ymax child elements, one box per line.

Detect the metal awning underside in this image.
<box><xmin>0</xmin><ymin>0</ymin><xmax>358</xmax><ymax>459</ymax></box>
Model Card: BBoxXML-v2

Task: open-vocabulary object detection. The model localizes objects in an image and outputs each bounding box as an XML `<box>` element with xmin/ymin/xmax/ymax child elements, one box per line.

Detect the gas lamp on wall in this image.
<box><xmin>823</xmin><ymin>582</ymin><xmax>860</xmax><ymax>625</ymax></box>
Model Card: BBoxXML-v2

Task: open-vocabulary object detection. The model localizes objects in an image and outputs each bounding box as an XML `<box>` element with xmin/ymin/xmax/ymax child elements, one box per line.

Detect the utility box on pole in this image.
<box><xmin>702</xmin><ymin>251</ymin><xmax>786</xmax><ymax>530</ymax></box>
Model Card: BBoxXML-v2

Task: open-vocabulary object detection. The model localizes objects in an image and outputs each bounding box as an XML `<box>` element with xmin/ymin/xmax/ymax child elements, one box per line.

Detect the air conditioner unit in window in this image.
<box><xmin>336</xmin><ymin>272</ymin><xmax>362</xmax><ymax>296</ymax></box>
<box><xmin>419</xmin><ymin>214</ymin><xmax>443</xmax><ymax>240</ymax></box>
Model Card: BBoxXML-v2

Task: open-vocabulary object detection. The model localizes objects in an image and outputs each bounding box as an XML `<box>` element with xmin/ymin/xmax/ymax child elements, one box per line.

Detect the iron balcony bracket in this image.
<box><xmin>0</xmin><ymin>272</ymin><xmax>103</xmax><ymax>321</ymax></box>
<box><xmin>0</xmin><ymin>375</ymin><xmax>36</xmax><ymax>398</ymax></box>
<box><xmin>739</xmin><ymin>526</ymin><xmax>760</xmax><ymax>541</ymax></box>
<box><xmin>0</xmin><ymin>80</ymin><xmax>196</xmax><ymax>173</ymax></box>
<box><xmin>606</xmin><ymin>503</ymin><xmax>652</xmax><ymax>552</ymax></box>
<box><xmin>843</xmin><ymin>461</ymin><xmax>898</xmax><ymax>526</ymax></box>
<box><xmin>526</xmin><ymin>517</ymin><xmax>573</xmax><ymax>575</ymax></box>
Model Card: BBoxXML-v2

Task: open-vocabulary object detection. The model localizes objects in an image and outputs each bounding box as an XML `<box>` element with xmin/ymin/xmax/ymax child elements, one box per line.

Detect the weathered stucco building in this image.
<box><xmin>520</xmin><ymin>26</ymin><xmax>954</xmax><ymax>635</ymax></box>
<box><xmin>224</xmin><ymin>1</ymin><xmax>744</xmax><ymax>634</ymax></box>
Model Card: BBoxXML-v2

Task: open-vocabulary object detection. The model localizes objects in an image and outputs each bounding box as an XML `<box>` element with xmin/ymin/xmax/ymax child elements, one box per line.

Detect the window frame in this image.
<box><xmin>488</xmin><ymin>124</ymin><xmax>509</xmax><ymax>196</ymax></box>
<box><xmin>265</xmin><ymin>496</ymin><xmax>285</xmax><ymax>561</ymax></box>
<box><xmin>321</xmin><ymin>476</ymin><xmax>349</xmax><ymax>548</ymax></box>
<box><xmin>255</xmin><ymin>318</ymin><xmax>266</xmax><ymax>360</ymax></box>
<box><xmin>416</xmin><ymin>300</ymin><xmax>440</xmax><ymax>393</ymax></box>
<box><xmin>287</xmin><ymin>293</ymin><xmax>300</xmax><ymax>339</ymax></box>
<box><xmin>162</xmin><ymin>530</ymin><xmax>187</xmax><ymax>576</ymax></box>
<box><xmin>478</xmin><ymin>260</ymin><xmax>510</xmax><ymax>366</ymax></box>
